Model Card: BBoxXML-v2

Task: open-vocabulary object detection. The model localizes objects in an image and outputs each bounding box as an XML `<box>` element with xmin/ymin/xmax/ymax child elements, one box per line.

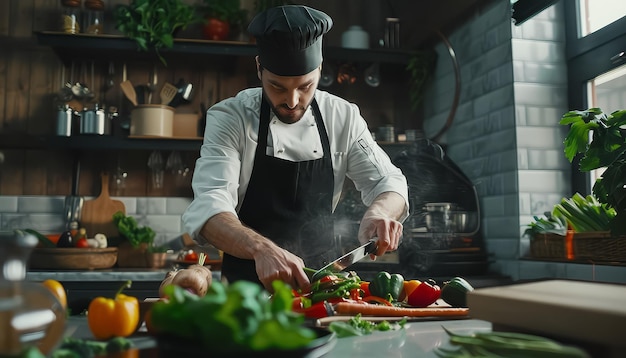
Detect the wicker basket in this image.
<box><xmin>530</xmin><ymin>233</ymin><xmax>567</xmax><ymax>259</ymax></box>
<box><xmin>531</xmin><ymin>232</ymin><xmax>626</xmax><ymax>262</ymax></box>
<box><xmin>573</xmin><ymin>232</ymin><xmax>626</xmax><ymax>262</ymax></box>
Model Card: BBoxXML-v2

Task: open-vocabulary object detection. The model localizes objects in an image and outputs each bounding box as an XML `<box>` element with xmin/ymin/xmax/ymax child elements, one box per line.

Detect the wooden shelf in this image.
<box><xmin>0</xmin><ymin>134</ymin><xmax>202</xmax><ymax>151</ymax></box>
<box><xmin>12</xmin><ymin>33</ymin><xmax>415</xmax><ymax>154</ymax></box>
<box><xmin>35</xmin><ymin>31</ymin><xmax>413</xmax><ymax>67</ymax></box>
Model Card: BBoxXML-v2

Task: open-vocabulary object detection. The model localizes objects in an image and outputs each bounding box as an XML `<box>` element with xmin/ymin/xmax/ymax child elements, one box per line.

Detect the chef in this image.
<box><xmin>183</xmin><ymin>5</ymin><xmax>409</xmax><ymax>292</ymax></box>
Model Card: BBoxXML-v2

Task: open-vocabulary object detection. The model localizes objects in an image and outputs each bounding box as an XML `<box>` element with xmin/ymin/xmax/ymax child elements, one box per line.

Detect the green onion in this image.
<box><xmin>435</xmin><ymin>327</ymin><xmax>590</xmax><ymax>358</ymax></box>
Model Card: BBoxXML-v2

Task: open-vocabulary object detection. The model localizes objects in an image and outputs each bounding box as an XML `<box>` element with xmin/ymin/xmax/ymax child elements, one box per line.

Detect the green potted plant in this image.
<box><xmin>198</xmin><ymin>0</ymin><xmax>247</xmax><ymax>41</ymax></box>
<box><xmin>113</xmin><ymin>211</ymin><xmax>157</xmax><ymax>267</ymax></box>
<box><xmin>146</xmin><ymin>244</ymin><xmax>169</xmax><ymax>268</ymax></box>
<box><xmin>560</xmin><ymin>108</ymin><xmax>626</xmax><ymax>236</ymax></box>
<box><xmin>114</xmin><ymin>0</ymin><xmax>202</xmax><ymax>65</ymax></box>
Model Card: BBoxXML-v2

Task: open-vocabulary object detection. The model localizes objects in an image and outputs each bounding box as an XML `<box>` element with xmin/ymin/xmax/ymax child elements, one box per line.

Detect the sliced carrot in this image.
<box><xmin>334</xmin><ymin>302</ymin><xmax>469</xmax><ymax>317</ymax></box>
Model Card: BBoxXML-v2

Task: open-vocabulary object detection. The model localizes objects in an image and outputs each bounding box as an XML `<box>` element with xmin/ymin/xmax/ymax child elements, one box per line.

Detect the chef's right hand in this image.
<box><xmin>253</xmin><ymin>245</ymin><xmax>310</xmax><ymax>293</ymax></box>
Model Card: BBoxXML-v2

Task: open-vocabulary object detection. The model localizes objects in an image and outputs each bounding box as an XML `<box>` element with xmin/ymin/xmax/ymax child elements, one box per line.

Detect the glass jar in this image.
<box><xmin>60</xmin><ymin>0</ymin><xmax>81</xmax><ymax>34</ymax></box>
<box><xmin>83</xmin><ymin>0</ymin><xmax>104</xmax><ymax>34</ymax></box>
<box><xmin>0</xmin><ymin>231</ymin><xmax>66</xmax><ymax>356</ymax></box>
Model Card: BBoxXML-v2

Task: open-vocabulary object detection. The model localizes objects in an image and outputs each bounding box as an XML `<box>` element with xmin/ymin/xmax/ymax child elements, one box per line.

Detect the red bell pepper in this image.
<box><xmin>293</xmin><ymin>300</ymin><xmax>334</xmax><ymax>319</ymax></box>
<box><xmin>360</xmin><ymin>281</ymin><xmax>371</xmax><ymax>297</ymax></box>
<box><xmin>407</xmin><ymin>278</ymin><xmax>441</xmax><ymax>307</ymax></box>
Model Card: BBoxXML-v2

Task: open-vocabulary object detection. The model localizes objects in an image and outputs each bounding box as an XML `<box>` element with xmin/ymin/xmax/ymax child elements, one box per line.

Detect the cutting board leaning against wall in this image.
<box><xmin>81</xmin><ymin>172</ymin><xmax>125</xmax><ymax>238</ymax></box>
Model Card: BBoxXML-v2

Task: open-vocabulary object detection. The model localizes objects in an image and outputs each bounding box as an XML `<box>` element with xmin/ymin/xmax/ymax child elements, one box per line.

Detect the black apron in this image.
<box><xmin>221</xmin><ymin>96</ymin><xmax>335</xmax><ymax>285</ymax></box>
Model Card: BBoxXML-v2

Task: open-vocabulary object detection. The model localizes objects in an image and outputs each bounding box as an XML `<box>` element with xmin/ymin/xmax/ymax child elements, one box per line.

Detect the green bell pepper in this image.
<box><xmin>369</xmin><ymin>271</ymin><xmax>404</xmax><ymax>302</ymax></box>
<box><xmin>440</xmin><ymin>276</ymin><xmax>474</xmax><ymax>307</ymax></box>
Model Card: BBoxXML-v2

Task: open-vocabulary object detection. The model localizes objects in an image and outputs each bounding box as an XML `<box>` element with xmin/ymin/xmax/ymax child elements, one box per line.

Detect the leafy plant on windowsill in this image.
<box><xmin>114</xmin><ymin>0</ymin><xmax>202</xmax><ymax>65</ymax></box>
<box><xmin>560</xmin><ymin>108</ymin><xmax>626</xmax><ymax>236</ymax></box>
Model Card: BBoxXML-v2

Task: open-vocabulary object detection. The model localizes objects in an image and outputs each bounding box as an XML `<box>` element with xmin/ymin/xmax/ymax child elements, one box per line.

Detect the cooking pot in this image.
<box><xmin>423</xmin><ymin>202</ymin><xmax>478</xmax><ymax>234</ymax></box>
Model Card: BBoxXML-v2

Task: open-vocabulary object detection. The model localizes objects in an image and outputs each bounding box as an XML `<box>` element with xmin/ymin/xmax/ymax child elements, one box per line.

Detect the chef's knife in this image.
<box><xmin>309</xmin><ymin>239</ymin><xmax>377</xmax><ymax>280</ymax></box>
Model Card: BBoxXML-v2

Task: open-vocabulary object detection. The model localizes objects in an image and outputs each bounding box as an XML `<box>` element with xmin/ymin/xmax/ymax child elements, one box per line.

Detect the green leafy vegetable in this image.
<box><xmin>524</xmin><ymin>212</ymin><xmax>567</xmax><ymax>237</ymax></box>
<box><xmin>524</xmin><ymin>193</ymin><xmax>615</xmax><ymax>236</ymax></box>
<box><xmin>151</xmin><ymin>280</ymin><xmax>316</xmax><ymax>351</ymax></box>
<box><xmin>552</xmin><ymin>193</ymin><xmax>615</xmax><ymax>232</ymax></box>
<box><xmin>112</xmin><ymin>211</ymin><xmax>155</xmax><ymax>248</ymax></box>
<box><xmin>51</xmin><ymin>336</ymin><xmax>133</xmax><ymax>358</ymax></box>
<box><xmin>328</xmin><ymin>314</ymin><xmax>406</xmax><ymax>338</ymax></box>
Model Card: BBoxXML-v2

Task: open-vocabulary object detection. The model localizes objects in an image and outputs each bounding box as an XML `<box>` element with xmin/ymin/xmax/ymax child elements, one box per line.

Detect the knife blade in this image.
<box><xmin>311</xmin><ymin>239</ymin><xmax>377</xmax><ymax>280</ymax></box>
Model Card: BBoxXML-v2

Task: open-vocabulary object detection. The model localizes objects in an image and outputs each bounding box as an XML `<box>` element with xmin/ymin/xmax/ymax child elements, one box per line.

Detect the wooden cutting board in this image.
<box><xmin>81</xmin><ymin>172</ymin><xmax>125</xmax><ymax>238</ymax></box>
<box><xmin>467</xmin><ymin>279</ymin><xmax>626</xmax><ymax>348</ymax></box>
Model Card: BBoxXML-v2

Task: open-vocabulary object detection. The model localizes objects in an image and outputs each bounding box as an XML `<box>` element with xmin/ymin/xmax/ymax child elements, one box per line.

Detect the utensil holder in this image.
<box><xmin>130</xmin><ymin>104</ymin><xmax>174</xmax><ymax>137</ymax></box>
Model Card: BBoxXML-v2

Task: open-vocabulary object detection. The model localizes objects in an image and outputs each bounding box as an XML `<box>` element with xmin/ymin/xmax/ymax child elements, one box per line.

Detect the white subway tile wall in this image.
<box><xmin>422</xmin><ymin>1</ymin><xmax>625</xmax><ymax>283</ymax></box>
<box><xmin>0</xmin><ymin>195</ymin><xmax>192</xmax><ymax>247</ymax></box>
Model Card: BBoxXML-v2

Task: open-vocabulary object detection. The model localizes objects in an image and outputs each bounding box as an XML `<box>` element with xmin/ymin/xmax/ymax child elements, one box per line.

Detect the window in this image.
<box><xmin>564</xmin><ymin>2</ymin><xmax>626</xmax><ymax>195</ymax></box>
<box><xmin>578</xmin><ymin>0</ymin><xmax>626</xmax><ymax>36</ymax></box>
<box><xmin>587</xmin><ymin>64</ymin><xmax>626</xmax><ymax>191</ymax></box>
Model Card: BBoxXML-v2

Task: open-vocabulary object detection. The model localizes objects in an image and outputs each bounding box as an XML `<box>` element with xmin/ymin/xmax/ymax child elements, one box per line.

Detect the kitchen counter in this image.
<box><xmin>63</xmin><ymin>315</ymin><xmax>492</xmax><ymax>357</ymax></box>
<box><xmin>26</xmin><ymin>269</ymin><xmax>222</xmax><ymax>282</ymax></box>
<box><xmin>26</xmin><ymin>269</ymin><xmax>222</xmax><ymax>315</ymax></box>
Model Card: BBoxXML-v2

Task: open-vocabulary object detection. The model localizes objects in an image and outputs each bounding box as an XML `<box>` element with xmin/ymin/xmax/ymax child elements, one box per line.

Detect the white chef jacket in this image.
<box><xmin>182</xmin><ymin>88</ymin><xmax>409</xmax><ymax>238</ymax></box>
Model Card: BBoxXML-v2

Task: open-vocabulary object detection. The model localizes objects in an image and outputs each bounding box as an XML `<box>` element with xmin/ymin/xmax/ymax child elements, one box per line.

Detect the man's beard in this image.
<box><xmin>263</xmin><ymin>89</ymin><xmax>315</xmax><ymax>124</ymax></box>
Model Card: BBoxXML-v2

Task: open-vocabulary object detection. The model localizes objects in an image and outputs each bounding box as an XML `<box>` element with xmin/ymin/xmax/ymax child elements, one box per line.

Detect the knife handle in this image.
<box><xmin>365</xmin><ymin>238</ymin><xmax>378</xmax><ymax>255</ymax></box>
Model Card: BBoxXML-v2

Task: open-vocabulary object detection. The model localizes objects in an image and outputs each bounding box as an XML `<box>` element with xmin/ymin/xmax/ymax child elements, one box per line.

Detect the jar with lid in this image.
<box><xmin>0</xmin><ymin>231</ymin><xmax>67</xmax><ymax>356</ymax></box>
<box><xmin>83</xmin><ymin>0</ymin><xmax>105</xmax><ymax>34</ymax></box>
<box><xmin>60</xmin><ymin>0</ymin><xmax>81</xmax><ymax>34</ymax></box>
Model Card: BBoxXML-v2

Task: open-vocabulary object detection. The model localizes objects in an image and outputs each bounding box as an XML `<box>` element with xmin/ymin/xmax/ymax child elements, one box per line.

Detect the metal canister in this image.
<box><xmin>56</xmin><ymin>104</ymin><xmax>74</xmax><ymax>136</ymax></box>
<box><xmin>80</xmin><ymin>104</ymin><xmax>107</xmax><ymax>135</ymax></box>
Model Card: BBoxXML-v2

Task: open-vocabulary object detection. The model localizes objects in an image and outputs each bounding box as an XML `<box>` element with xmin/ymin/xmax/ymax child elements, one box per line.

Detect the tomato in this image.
<box><xmin>42</xmin><ymin>279</ymin><xmax>67</xmax><ymax>309</ymax></box>
<box><xmin>202</xmin><ymin>18</ymin><xmax>230</xmax><ymax>41</ymax></box>
<box><xmin>184</xmin><ymin>251</ymin><xmax>198</xmax><ymax>262</ymax></box>
<box><xmin>75</xmin><ymin>237</ymin><xmax>89</xmax><ymax>248</ymax></box>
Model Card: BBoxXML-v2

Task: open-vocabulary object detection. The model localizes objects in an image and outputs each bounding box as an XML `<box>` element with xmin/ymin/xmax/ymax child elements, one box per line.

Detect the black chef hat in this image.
<box><xmin>248</xmin><ymin>5</ymin><xmax>333</xmax><ymax>76</ymax></box>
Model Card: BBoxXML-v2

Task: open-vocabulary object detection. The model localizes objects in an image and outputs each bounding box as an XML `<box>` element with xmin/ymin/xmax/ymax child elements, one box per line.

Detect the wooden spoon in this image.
<box><xmin>160</xmin><ymin>82</ymin><xmax>178</xmax><ymax>105</ymax></box>
<box><xmin>120</xmin><ymin>80</ymin><xmax>138</xmax><ymax>106</ymax></box>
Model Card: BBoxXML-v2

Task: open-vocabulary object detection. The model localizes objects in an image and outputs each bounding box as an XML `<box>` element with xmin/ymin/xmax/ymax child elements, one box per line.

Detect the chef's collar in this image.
<box><xmin>248</xmin><ymin>5</ymin><xmax>333</xmax><ymax>76</ymax></box>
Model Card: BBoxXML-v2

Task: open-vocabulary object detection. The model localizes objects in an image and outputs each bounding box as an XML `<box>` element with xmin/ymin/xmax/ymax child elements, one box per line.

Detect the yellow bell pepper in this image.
<box><xmin>87</xmin><ymin>280</ymin><xmax>139</xmax><ymax>340</ymax></box>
